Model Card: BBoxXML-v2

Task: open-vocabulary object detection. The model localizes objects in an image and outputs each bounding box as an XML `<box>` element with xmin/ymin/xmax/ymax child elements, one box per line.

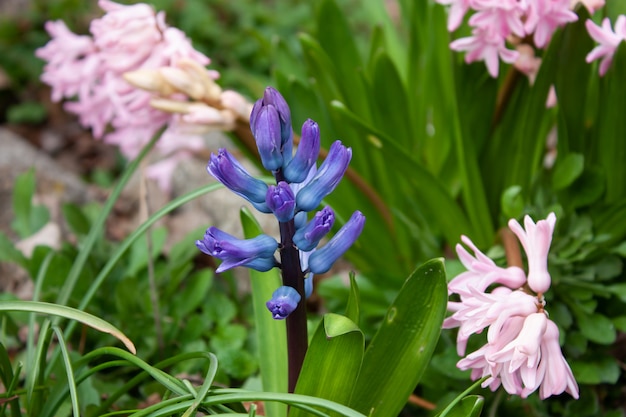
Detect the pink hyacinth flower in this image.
<box><xmin>436</xmin><ymin>0</ymin><xmax>476</xmax><ymax>31</ymax></box>
<box><xmin>535</xmin><ymin>320</ymin><xmax>580</xmax><ymax>399</ymax></box>
<box><xmin>444</xmin><ymin>287</ymin><xmax>538</xmax><ymax>355</ymax></box>
<box><xmin>586</xmin><ymin>16</ymin><xmax>626</xmax><ymax>76</ymax></box>
<box><xmin>36</xmin><ymin>0</ymin><xmax>214</xmax><ymax>192</ymax></box>
<box><xmin>448</xmin><ymin>235</ymin><xmax>526</xmax><ymax>297</ymax></box>
<box><xmin>450</xmin><ymin>27</ymin><xmax>519</xmax><ymax>77</ymax></box>
<box><xmin>488</xmin><ymin>313</ymin><xmax>547</xmax><ymax>378</ymax></box>
<box><xmin>508</xmin><ymin>213</ymin><xmax>556</xmax><ymax>294</ymax></box>
<box><xmin>525</xmin><ymin>0</ymin><xmax>578</xmax><ymax>48</ymax></box>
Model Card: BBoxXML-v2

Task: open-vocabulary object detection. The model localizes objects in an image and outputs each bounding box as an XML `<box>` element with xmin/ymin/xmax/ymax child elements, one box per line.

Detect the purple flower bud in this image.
<box><xmin>296</xmin><ymin>141</ymin><xmax>351</xmax><ymax>212</ymax></box>
<box><xmin>308</xmin><ymin>211</ymin><xmax>365</xmax><ymax>274</ymax></box>
<box><xmin>293</xmin><ymin>206</ymin><xmax>335</xmax><ymax>251</ymax></box>
<box><xmin>294</xmin><ymin>211</ymin><xmax>308</xmax><ymax>229</ymax></box>
<box><xmin>207</xmin><ymin>149</ymin><xmax>269</xmax><ymax>207</ymax></box>
<box><xmin>283</xmin><ymin>119</ymin><xmax>320</xmax><ymax>183</ymax></box>
<box><xmin>266</xmin><ymin>285</ymin><xmax>301</xmax><ymax>320</ymax></box>
<box><xmin>266</xmin><ymin>181</ymin><xmax>296</xmax><ymax>222</ymax></box>
<box><xmin>196</xmin><ymin>227</ymin><xmax>278</xmax><ymax>273</ymax></box>
<box><xmin>252</xmin><ymin>105</ymin><xmax>283</xmax><ymax>171</ymax></box>
<box><xmin>242</xmin><ymin>256</ymin><xmax>279</xmax><ymax>272</ymax></box>
<box><xmin>250</xmin><ymin>87</ymin><xmax>293</xmax><ymax>168</ymax></box>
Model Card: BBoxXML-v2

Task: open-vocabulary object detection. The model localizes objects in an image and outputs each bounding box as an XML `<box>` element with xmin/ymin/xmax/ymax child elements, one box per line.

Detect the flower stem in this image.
<box><xmin>275</xmin><ymin>171</ymin><xmax>307</xmax><ymax>393</ymax></box>
<box><xmin>278</xmin><ymin>219</ymin><xmax>307</xmax><ymax>392</ymax></box>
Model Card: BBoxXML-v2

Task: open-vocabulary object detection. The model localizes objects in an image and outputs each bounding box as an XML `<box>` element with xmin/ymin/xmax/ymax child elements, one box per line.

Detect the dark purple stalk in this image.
<box><xmin>275</xmin><ymin>171</ymin><xmax>307</xmax><ymax>393</ymax></box>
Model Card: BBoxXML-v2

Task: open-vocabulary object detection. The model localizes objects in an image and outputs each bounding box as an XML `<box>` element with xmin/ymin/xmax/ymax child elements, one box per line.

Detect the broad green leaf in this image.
<box><xmin>609</xmin><ymin>283</ymin><xmax>626</xmax><ymax>303</ymax></box>
<box><xmin>571</xmin><ymin>356</ymin><xmax>620</xmax><ymax>384</ymax></box>
<box><xmin>298</xmin><ymin>34</ymin><xmax>343</xmax><ymax>104</ymax></box>
<box><xmin>349</xmin><ymin>258</ymin><xmax>448</xmax><ymax>417</ymax></box>
<box><xmin>291</xmin><ymin>313</ymin><xmax>364</xmax><ymax>417</ymax></box>
<box><xmin>345</xmin><ymin>273</ymin><xmax>360</xmax><ymax>325</ymax></box>
<box><xmin>0</xmin><ymin>301</ymin><xmax>135</xmax><ymax>353</ymax></box>
<box><xmin>613</xmin><ymin>316</ymin><xmax>626</xmax><ymax>332</ymax></box>
<box><xmin>552</xmin><ymin>153</ymin><xmax>584</xmax><ymax>190</ymax></box>
<box><xmin>437</xmin><ymin>395</ymin><xmax>484</xmax><ymax>417</ymax></box>
<box><xmin>315</xmin><ymin>0</ymin><xmax>369</xmax><ymax>118</ymax></box>
<box><xmin>62</xmin><ymin>203</ymin><xmax>91</xmax><ymax>236</ymax></box>
<box><xmin>595</xmin><ymin>43</ymin><xmax>626</xmax><ymax>202</ymax></box>
<box><xmin>369</xmin><ymin>51</ymin><xmax>412</xmax><ymax>147</ymax></box>
<box><xmin>559</xmin><ymin>167</ymin><xmax>605</xmax><ymax>209</ymax></box>
<box><xmin>500</xmin><ymin>185</ymin><xmax>525</xmax><ymax>220</ymax></box>
<box><xmin>127</xmin><ymin>226</ymin><xmax>168</xmax><ymax>277</ymax></box>
<box><xmin>170</xmin><ymin>269</ymin><xmax>213</xmax><ymax>318</ymax></box>
<box><xmin>241</xmin><ymin>208</ymin><xmax>287</xmax><ymax>417</ymax></box>
<box><xmin>361</xmin><ymin>1</ymin><xmax>406</xmax><ymax>79</ymax></box>
<box><xmin>576</xmin><ymin>312</ymin><xmax>616</xmax><ymax>345</ymax></box>
<box><xmin>0</xmin><ymin>231</ymin><xmax>27</xmax><ymax>267</ymax></box>
<box><xmin>553</xmin><ymin>8</ymin><xmax>593</xmax><ymax>153</ymax></box>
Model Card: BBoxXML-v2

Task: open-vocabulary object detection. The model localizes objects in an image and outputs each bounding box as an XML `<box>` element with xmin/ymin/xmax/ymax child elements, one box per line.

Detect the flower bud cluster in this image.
<box><xmin>196</xmin><ymin>87</ymin><xmax>365</xmax><ymax>319</ymax></box>
<box><xmin>444</xmin><ymin>213</ymin><xmax>579</xmax><ymax>399</ymax></box>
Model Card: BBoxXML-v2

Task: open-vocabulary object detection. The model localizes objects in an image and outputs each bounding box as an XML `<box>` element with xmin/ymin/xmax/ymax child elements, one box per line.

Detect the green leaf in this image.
<box><xmin>552</xmin><ymin>153</ymin><xmax>584</xmax><ymax>190</ymax></box>
<box><xmin>349</xmin><ymin>259</ymin><xmax>448</xmax><ymax>417</ymax></box>
<box><xmin>437</xmin><ymin>395</ymin><xmax>484</xmax><ymax>417</ymax></box>
<box><xmin>613</xmin><ymin>316</ymin><xmax>626</xmax><ymax>332</ymax></box>
<box><xmin>576</xmin><ymin>312</ymin><xmax>616</xmax><ymax>345</ymax></box>
<box><xmin>0</xmin><ymin>231</ymin><xmax>27</xmax><ymax>267</ymax></box>
<box><xmin>241</xmin><ymin>208</ymin><xmax>287</xmax><ymax>417</ymax></box>
<box><xmin>553</xmin><ymin>7</ymin><xmax>593</xmax><ymax>153</ymax></box>
<box><xmin>0</xmin><ymin>342</ymin><xmax>21</xmax><ymax>417</ymax></box>
<box><xmin>292</xmin><ymin>314</ymin><xmax>364</xmax><ymax>417</ymax></box>
<box><xmin>62</xmin><ymin>203</ymin><xmax>91</xmax><ymax>236</ymax></box>
<box><xmin>170</xmin><ymin>269</ymin><xmax>213</xmax><ymax>318</ymax></box>
<box><xmin>594</xmin><ymin>43</ymin><xmax>626</xmax><ymax>202</ymax></box>
<box><xmin>11</xmin><ymin>169</ymin><xmax>50</xmax><ymax>238</ymax></box>
<box><xmin>609</xmin><ymin>283</ymin><xmax>626</xmax><ymax>303</ymax></box>
<box><xmin>345</xmin><ymin>272</ymin><xmax>360</xmax><ymax>325</ymax></box>
<box><xmin>571</xmin><ymin>356</ymin><xmax>620</xmax><ymax>384</ymax></box>
<box><xmin>315</xmin><ymin>0</ymin><xmax>369</xmax><ymax>117</ymax></box>
<box><xmin>500</xmin><ymin>185</ymin><xmax>525</xmax><ymax>220</ymax></box>
<box><xmin>126</xmin><ymin>226</ymin><xmax>168</xmax><ymax>277</ymax></box>
<box><xmin>0</xmin><ymin>301</ymin><xmax>135</xmax><ymax>354</ymax></box>
<box><xmin>369</xmin><ymin>51</ymin><xmax>412</xmax><ymax>146</ymax></box>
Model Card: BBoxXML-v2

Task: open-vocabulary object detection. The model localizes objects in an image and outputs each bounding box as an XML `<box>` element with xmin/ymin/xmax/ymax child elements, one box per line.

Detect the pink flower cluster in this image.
<box><xmin>36</xmin><ymin>0</ymin><xmax>214</xmax><ymax>191</ymax></box>
<box><xmin>444</xmin><ymin>213</ymin><xmax>580</xmax><ymax>399</ymax></box>
<box><xmin>586</xmin><ymin>15</ymin><xmax>626</xmax><ymax>76</ymax></box>
<box><xmin>438</xmin><ymin>0</ymin><xmax>578</xmax><ymax>77</ymax></box>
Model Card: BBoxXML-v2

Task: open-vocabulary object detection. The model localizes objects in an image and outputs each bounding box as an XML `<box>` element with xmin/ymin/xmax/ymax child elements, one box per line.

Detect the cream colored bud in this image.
<box><xmin>158</xmin><ymin>67</ymin><xmax>206</xmax><ymax>100</ymax></box>
<box><xmin>176</xmin><ymin>59</ymin><xmax>222</xmax><ymax>101</ymax></box>
<box><xmin>220</xmin><ymin>90</ymin><xmax>253</xmax><ymax>120</ymax></box>
<box><xmin>123</xmin><ymin>69</ymin><xmax>175</xmax><ymax>95</ymax></box>
<box><xmin>181</xmin><ymin>103</ymin><xmax>236</xmax><ymax>130</ymax></box>
<box><xmin>149</xmin><ymin>97</ymin><xmax>193</xmax><ymax>114</ymax></box>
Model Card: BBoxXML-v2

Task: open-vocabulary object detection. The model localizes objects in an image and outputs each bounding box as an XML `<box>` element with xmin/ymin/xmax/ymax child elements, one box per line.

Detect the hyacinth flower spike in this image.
<box><xmin>198</xmin><ymin>86</ymin><xmax>364</xmax><ymax>392</ymax></box>
<box><xmin>444</xmin><ymin>212</ymin><xmax>579</xmax><ymax>399</ymax></box>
